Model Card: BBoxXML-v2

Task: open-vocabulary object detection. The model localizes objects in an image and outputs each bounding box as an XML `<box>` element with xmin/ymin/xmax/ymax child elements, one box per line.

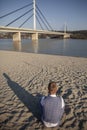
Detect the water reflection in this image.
<box><xmin>63</xmin><ymin>39</ymin><xmax>67</xmax><ymax>50</ymax></box>
<box><xmin>13</xmin><ymin>40</ymin><xmax>39</xmax><ymax>53</ymax></box>
<box><xmin>13</xmin><ymin>41</ymin><xmax>21</xmax><ymax>51</ymax></box>
<box><xmin>32</xmin><ymin>40</ymin><xmax>39</xmax><ymax>53</ymax></box>
<box><xmin>63</xmin><ymin>39</ymin><xmax>69</xmax><ymax>50</ymax></box>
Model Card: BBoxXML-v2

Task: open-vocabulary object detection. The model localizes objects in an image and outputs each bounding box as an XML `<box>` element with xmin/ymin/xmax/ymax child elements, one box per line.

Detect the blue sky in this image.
<box><xmin>0</xmin><ymin>0</ymin><xmax>87</xmax><ymax>31</ymax></box>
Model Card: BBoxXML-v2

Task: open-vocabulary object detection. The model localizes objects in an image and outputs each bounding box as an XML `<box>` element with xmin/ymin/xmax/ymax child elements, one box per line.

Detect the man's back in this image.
<box><xmin>42</xmin><ymin>95</ymin><xmax>63</xmax><ymax>123</ymax></box>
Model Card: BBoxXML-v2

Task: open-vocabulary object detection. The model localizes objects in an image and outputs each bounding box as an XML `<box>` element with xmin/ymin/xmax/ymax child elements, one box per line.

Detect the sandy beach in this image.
<box><xmin>0</xmin><ymin>50</ymin><xmax>87</xmax><ymax>130</ymax></box>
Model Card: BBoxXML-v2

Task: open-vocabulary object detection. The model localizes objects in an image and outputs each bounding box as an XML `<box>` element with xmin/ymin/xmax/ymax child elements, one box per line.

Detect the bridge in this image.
<box><xmin>0</xmin><ymin>0</ymin><xmax>70</xmax><ymax>41</ymax></box>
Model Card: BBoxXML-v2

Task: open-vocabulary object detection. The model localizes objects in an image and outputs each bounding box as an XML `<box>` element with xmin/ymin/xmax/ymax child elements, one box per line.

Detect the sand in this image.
<box><xmin>0</xmin><ymin>50</ymin><xmax>87</xmax><ymax>130</ymax></box>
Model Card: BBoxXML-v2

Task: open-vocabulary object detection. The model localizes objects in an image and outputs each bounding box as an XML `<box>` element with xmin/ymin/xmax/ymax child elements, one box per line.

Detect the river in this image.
<box><xmin>0</xmin><ymin>39</ymin><xmax>87</xmax><ymax>58</ymax></box>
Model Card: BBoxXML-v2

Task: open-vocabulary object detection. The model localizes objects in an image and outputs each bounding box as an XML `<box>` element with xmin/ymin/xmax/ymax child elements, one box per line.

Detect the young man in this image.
<box><xmin>41</xmin><ymin>81</ymin><xmax>65</xmax><ymax>128</ymax></box>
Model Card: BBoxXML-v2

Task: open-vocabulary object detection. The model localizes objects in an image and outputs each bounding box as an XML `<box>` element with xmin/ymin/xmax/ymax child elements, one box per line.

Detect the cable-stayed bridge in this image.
<box><xmin>0</xmin><ymin>0</ymin><xmax>70</xmax><ymax>41</ymax></box>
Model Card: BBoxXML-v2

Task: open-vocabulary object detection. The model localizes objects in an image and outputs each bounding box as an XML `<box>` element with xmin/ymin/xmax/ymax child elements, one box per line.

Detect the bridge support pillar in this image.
<box><xmin>13</xmin><ymin>32</ymin><xmax>21</xmax><ymax>41</ymax></box>
<box><xmin>64</xmin><ymin>33</ymin><xmax>70</xmax><ymax>39</ymax></box>
<box><xmin>32</xmin><ymin>33</ymin><xmax>38</xmax><ymax>41</ymax></box>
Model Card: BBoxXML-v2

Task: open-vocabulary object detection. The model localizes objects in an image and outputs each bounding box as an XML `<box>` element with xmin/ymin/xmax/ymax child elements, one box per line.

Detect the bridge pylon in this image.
<box><xmin>63</xmin><ymin>23</ymin><xmax>70</xmax><ymax>38</ymax></box>
<box><xmin>32</xmin><ymin>0</ymin><xmax>38</xmax><ymax>41</ymax></box>
<box><xmin>33</xmin><ymin>0</ymin><xmax>36</xmax><ymax>30</ymax></box>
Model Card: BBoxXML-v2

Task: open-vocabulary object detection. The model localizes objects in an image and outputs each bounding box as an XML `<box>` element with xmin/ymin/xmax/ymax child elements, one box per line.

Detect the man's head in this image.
<box><xmin>48</xmin><ymin>81</ymin><xmax>58</xmax><ymax>95</ymax></box>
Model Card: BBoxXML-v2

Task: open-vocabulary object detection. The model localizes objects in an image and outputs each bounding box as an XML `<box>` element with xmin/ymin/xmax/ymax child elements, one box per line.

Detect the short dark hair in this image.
<box><xmin>48</xmin><ymin>81</ymin><xmax>57</xmax><ymax>93</ymax></box>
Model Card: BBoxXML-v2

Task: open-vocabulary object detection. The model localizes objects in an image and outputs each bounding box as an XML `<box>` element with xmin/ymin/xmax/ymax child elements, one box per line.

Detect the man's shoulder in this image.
<box><xmin>56</xmin><ymin>95</ymin><xmax>62</xmax><ymax>99</ymax></box>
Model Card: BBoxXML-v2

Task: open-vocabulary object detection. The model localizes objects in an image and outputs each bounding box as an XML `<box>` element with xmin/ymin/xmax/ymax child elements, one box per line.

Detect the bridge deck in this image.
<box><xmin>0</xmin><ymin>26</ymin><xmax>66</xmax><ymax>35</ymax></box>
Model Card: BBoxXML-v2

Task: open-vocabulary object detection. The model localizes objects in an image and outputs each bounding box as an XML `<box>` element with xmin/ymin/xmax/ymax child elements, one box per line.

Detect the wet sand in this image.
<box><xmin>0</xmin><ymin>50</ymin><xmax>87</xmax><ymax>130</ymax></box>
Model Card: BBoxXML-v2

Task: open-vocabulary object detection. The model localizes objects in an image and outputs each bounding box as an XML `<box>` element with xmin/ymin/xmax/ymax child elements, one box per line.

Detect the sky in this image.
<box><xmin>0</xmin><ymin>0</ymin><xmax>87</xmax><ymax>31</ymax></box>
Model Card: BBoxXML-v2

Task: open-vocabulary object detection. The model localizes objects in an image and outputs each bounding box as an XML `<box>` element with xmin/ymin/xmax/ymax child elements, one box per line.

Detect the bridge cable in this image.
<box><xmin>19</xmin><ymin>14</ymin><xmax>33</xmax><ymax>28</ymax></box>
<box><xmin>5</xmin><ymin>8</ymin><xmax>33</xmax><ymax>26</ymax></box>
<box><xmin>36</xmin><ymin>10</ymin><xmax>49</xmax><ymax>30</ymax></box>
<box><xmin>36</xmin><ymin>5</ymin><xmax>53</xmax><ymax>31</ymax></box>
<box><xmin>0</xmin><ymin>2</ymin><xmax>33</xmax><ymax>19</ymax></box>
<box><xmin>36</xmin><ymin>15</ymin><xmax>44</xmax><ymax>30</ymax></box>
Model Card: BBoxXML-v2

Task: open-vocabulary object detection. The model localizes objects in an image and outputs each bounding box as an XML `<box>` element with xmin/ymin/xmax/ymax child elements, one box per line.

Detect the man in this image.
<box><xmin>41</xmin><ymin>81</ymin><xmax>65</xmax><ymax>128</ymax></box>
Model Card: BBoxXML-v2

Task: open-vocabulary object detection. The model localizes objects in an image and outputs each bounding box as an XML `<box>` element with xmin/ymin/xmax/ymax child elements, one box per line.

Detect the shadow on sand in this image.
<box><xmin>3</xmin><ymin>73</ymin><xmax>43</xmax><ymax>121</ymax></box>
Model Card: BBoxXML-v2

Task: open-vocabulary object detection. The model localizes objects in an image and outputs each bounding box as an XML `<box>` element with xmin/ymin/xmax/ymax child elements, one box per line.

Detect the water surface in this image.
<box><xmin>0</xmin><ymin>39</ymin><xmax>87</xmax><ymax>58</ymax></box>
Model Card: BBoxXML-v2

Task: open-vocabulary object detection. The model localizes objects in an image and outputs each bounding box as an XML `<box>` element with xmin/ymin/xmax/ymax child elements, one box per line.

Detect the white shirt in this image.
<box><xmin>41</xmin><ymin>94</ymin><xmax>65</xmax><ymax>128</ymax></box>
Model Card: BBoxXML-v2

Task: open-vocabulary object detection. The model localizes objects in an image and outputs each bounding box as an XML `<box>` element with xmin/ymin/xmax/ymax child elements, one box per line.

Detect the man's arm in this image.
<box><xmin>61</xmin><ymin>97</ymin><xmax>65</xmax><ymax>108</ymax></box>
<box><xmin>40</xmin><ymin>96</ymin><xmax>45</xmax><ymax>106</ymax></box>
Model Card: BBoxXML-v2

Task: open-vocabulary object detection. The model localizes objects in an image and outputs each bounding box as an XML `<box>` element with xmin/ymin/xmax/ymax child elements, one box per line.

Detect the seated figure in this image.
<box><xmin>40</xmin><ymin>81</ymin><xmax>65</xmax><ymax>128</ymax></box>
